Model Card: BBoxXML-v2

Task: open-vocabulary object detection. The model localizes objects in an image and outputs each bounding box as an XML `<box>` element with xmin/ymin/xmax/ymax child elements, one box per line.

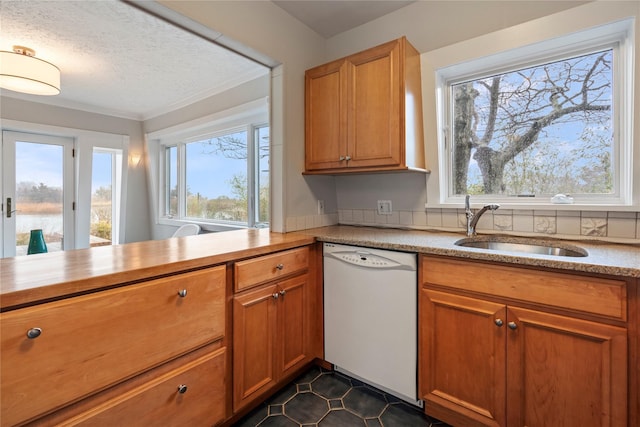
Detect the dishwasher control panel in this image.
<box><xmin>323</xmin><ymin>243</ymin><xmax>416</xmax><ymax>270</ymax></box>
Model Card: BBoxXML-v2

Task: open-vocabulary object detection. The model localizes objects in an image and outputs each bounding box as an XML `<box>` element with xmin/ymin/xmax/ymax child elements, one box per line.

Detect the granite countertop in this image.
<box><xmin>302</xmin><ymin>225</ymin><xmax>640</xmax><ymax>278</ymax></box>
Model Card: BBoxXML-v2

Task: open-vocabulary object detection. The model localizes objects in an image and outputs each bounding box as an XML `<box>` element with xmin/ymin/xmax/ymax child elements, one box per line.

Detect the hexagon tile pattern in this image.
<box><xmin>233</xmin><ymin>366</ymin><xmax>451</xmax><ymax>427</ymax></box>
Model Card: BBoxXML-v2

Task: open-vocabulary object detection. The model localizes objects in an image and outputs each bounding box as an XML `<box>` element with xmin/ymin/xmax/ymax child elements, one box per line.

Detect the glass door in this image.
<box><xmin>1</xmin><ymin>131</ymin><xmax>74</xmax><ymax>257</ymax></box>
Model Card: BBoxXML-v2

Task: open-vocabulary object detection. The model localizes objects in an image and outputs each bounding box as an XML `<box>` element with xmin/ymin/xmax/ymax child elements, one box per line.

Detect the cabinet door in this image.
<box><xmin>232</xmin><ymin>285</ymin><xmax>278</xmax><ymax>410</ymax></box>
<box><xmin>277</xmin><ymin>275</ymin><xmax>310</xmax><ymax>378</ymax></box>
<box><xmin>506</xmin><ymin>307</ymin><xmax>627</xmax><ymax>427</ymax></box>
<box><xmin>347</xmin><ymin>38</ymin><xmax>402</xmax><ymax>168</ymax></box>
<box><xmin>305</xmin><ymin>58</ymin><xmax>348</xmax><ymax>170</ymax></box>
<box><xmin>420</xmin><ymin>289</ymin><xmax>506</xmax><ymax>427</ymax></box>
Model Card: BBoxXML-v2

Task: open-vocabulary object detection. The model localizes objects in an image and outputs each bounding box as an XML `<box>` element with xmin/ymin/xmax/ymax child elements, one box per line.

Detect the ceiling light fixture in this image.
<box><xmin>0</xmin><ymin>46</ymin><xmax>60</xmax><ymax>95</ymax></box>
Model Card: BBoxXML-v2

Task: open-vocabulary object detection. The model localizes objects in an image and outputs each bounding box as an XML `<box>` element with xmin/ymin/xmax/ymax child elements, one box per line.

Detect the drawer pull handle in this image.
<box><xmin>177</xmin><ymin>289</ymin><xmax>187</xmax><ymax>298</ymax></box>
<box><xmin>177</xmin><ymin>384</ymin><xmax>188</xmax><ymax>394</ymax></box>
<box><xmin>508</xmin><ymin>322</ymin><xmax>518</xmax><ymax>330</ymax></box>
<box><xmin>272</xmin><ymin>292</ymin><xmax>280</xmax><ymax>299</ymax></box>
<box><xmin>27</xmin><ymin>327</ymin><xmax>42</xmax><ymax>339</ymax></box>
<box><xmin>494</xmin><ymin>319</ymin><xmax>504</xmax><ymax>327</ymax></box>
<box><xmin>276</xmin><ymin>263</ymin><xmax>284</xmax><ymax>271</ymax></box>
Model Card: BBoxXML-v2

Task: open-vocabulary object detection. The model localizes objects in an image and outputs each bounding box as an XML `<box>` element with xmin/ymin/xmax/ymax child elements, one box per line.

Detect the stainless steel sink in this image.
<box><xmin>454</xmin><ymin>237</ymin><xmax>588</xmax><ymax>257</ymax></box>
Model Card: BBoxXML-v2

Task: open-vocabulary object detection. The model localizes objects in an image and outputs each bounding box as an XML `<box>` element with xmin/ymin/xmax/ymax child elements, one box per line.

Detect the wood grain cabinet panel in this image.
<box><xmin>305</xmin><ymin>58</ymin><xmax>348</xmax><ymax>171</ymax></box>
<box><xmin>233</xmin><ymin>246</ymin><xmax>316</xmax><ymax>413</ymax></box>
<box><xmin>58</xmin><ymin>347</ymin><xmax>227</xmax><ymax>427</ymax></box>
<box><xmin>506</xmin><ymin>307</ymin><xmax>627</xmax><ymax>427</ymax></box>
<box><xmin>304</xmin><ymin>37</ymin><xmax>425</xmax><ymax>174</ymax></box>
<box><xmin>233</xmin><ymin>275</ymin><xmax>311</xmax><ymax>412</ymax></box>
<box><xmin>420</xmin><ymin>289</ymin><xmax>506</xmax><ymax>427</ymax></box>
<box><xmin>233</xmin><ymin>284</ymin><xmax>279</xmax><ymax>406</ymax></box>
<box><xmin>1</xmin><ymin>266</ymin><xmax>226</xmax><ymax>426</ymax></box>
<box><xmin>234</xmin><ymin>246</ymin><xmax>309</xmax><ymax>292</ymax></box>
<box><xmin>420</xmin><ymin>255</ymin><xmax>629</xmax><ymax>427</ymax></box>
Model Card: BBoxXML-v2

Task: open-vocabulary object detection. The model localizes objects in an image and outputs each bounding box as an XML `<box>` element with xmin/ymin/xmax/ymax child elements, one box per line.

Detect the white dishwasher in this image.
<box><xmin>323</xmin><ymin>242</ymin><xmax>421</xmax><ymax>407</ymax></box>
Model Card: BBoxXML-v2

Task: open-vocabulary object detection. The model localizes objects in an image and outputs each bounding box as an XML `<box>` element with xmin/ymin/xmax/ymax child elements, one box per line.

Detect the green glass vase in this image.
<box><xmin>27</xmin><ymin>229</ymin><xmax>48</xmax><ymax>255</ymax></box>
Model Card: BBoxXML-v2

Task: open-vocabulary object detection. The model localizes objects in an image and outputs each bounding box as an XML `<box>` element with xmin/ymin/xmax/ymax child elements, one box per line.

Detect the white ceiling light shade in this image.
<box><xmin>0</xmin><ymin>46</ymin><xmax>60</xmax><ymax>95</ymax></box>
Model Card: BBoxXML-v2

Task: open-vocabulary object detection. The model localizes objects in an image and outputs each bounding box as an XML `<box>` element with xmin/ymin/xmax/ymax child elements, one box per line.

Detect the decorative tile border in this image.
<box><xmin>287</xmin><ymin>209</ymin><xmax>640</xmax><ymax>244</ymax></box>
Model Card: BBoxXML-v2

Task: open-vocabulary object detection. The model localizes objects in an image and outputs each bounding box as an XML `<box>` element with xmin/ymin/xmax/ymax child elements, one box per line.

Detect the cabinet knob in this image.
<box><xmin>508</xmin><ymin>322</ymin><xmax>518</xmax><ymax>330</ymax></box>
<box><xmin>276</xmin><ymin>263</ymin><xmax>284</xmax><ymax>271</ymax></box>
<box><xmin>279</xmin><ymin>289</ymin><xmax>286</xmax><ymax>297</ymax></box>
<box><xmin>26</xmin><ymin>327</ymin><xmax>42</xmax><ymax>339</ymax></box>
<box><xmin>339</xmin><ymin>156</ymin><xmax>345</xmax><ymax>161</ymax></box>
<box><xmin>494</xmin><ymin>319</ymin><xmax>504</xmax><ymax>327</ymax></box>
<box><xmin>177</xmin><ymin>384</ymin><xmax>188</xmax><ymax>394</ymax></box>
<box><xmin>345</xmin><ymin>155</ymin><xmax>351</xmax><ymax>161</ymax></box>
<box><xmin>272</xmin><ymin>293</ymin><xmax>280</xmax><ymax>299</ymax></box>
<box><xmin>177</xmin><ymin>289</ymin><xmax>188</xmax><ymax>298</ymax></box>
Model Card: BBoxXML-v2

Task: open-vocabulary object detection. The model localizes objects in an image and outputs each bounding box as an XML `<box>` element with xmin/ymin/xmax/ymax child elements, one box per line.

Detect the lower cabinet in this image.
<box><xmin>233</xmin><ymin>274</ymin><xmax>312</xmax><ymax>411</ymax></box>
<box><xmin>1</xmin><ymin>266</ymin><xmax>227</xmax><ymax>427</ymax></box>
<box><xmin>56</xmin><ymin>347</ymin><xmax>227</xmax><ymax>427</ymax></box>
<box><xmin>420</xmin><ymin>255</ymin><xmax>629</xmax><ymax>427</ymax></box>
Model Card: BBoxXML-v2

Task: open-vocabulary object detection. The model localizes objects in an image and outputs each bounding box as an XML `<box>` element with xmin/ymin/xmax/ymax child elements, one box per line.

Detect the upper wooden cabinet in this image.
<box><xmin>305</xmin><ymin>37</ymin><xmax>426</xmax><ymax>174</ymax></box>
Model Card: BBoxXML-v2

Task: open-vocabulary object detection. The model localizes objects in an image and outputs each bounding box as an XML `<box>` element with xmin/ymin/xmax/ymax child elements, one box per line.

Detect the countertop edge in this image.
<box><xmin>0</xmin><ymin>229</ymin><xmax>315</xmax><ymax>310</ymax></box>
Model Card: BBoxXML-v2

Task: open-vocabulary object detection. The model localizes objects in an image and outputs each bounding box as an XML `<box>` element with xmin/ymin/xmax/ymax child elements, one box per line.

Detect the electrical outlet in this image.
<box><xmin>317</xmin><ymin>199</ymin><xmax>325</xmax><ymax>215</ymax></box>
<box><xmin>377</xmin><ymin>200</ymin><xmax>392</xmax><ymax>215</ymax></box>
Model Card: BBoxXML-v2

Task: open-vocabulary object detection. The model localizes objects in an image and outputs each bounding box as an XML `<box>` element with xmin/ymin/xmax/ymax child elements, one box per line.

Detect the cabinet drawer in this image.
<box><xmin>60</xmin><ymin>347</ymin><xmax>226</xmax><ymax>426</ymax></box>
<box><xmin>1</xmin><ymin>266</ymin><xmax>226</xmax><ymax>427</ymax></box>
<box><xmin>422</xmin><ymin>256</ymin><xmax>627</xmax><ymax>321</ymax></box>
<box><xmin>235</xmin><ymin>247</ymin><xmax>309</xmax><ymax>292</ymax></box>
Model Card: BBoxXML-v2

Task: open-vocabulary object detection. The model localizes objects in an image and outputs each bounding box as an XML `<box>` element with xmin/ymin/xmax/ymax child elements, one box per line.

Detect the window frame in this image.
<box><xmin>150</xmin><ymin>99</ymin><xmax>269</xmax><ymax>230</ymax></box>
<box><xmin>432</xmin><ymin>18</ymin><xmax>634</xmax><ymax>208</ymax></box>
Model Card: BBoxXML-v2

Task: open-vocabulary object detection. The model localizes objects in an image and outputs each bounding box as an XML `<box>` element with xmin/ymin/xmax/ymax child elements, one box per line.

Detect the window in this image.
<box><xmin>155</xmin><ymin>100</ymin><xmax>269</xmax><ymax>229</ymax></box>
<box><xmin>436</xmin><ymin>18</ymin><xmax>634</xmax><ymax>206</ymax></box>
<box><xmin>90</xmin><ymin>148</ymin><xmax>123</xmax><ymax>246</ymax></box>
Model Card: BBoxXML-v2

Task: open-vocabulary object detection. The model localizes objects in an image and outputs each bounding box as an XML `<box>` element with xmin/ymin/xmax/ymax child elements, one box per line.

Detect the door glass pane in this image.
<box><xmin>15</xmin><ymin>141</ymin><xmax>64</xmax><ymax>255</ymax></box>
<box><xmin>90</xmin><ymin>151</ymin><xmax>113</xmax><ymax>246</ymax></box>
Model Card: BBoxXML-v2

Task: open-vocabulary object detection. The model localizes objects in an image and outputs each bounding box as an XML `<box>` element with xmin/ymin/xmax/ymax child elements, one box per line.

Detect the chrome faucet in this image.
<box><xmin>465</xmin><ymin>195</ymin><xmax>500</xmax><ymax>237</ymax></box>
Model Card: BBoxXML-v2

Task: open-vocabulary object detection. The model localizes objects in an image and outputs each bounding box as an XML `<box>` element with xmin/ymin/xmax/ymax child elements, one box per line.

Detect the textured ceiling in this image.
<box><xmin>0</xmin><ymin>0</ymin><xmax>269</xmax><ymax>120</ymax></box>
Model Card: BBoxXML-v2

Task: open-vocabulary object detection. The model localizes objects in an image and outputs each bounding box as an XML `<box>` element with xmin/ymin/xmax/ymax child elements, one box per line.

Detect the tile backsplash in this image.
<box><xmin>287</xmin><ymin>209</ymin><xmax>640</xmax><ymax>244</ymax></box>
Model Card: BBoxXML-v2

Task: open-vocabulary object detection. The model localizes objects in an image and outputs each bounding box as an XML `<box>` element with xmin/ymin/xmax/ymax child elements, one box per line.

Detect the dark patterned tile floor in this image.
<box><xmin>233</xmin><ymin>366</ymin><xmax>451</xmax><ymax>427</ymax></box>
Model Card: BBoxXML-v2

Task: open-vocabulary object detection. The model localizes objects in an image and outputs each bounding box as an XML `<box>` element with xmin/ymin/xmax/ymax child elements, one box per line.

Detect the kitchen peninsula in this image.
<box><xmin>1</xmin><ymin>226</ymin><xmax>638</xmax><ymax>426</ymax></box>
